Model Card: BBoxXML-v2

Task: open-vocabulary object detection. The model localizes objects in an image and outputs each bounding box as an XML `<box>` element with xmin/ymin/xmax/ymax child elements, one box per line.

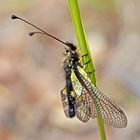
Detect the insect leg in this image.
<box><xmin>83</xmin><ymin>60</ymin><xmax>96</xmax><ymax>75</ymax></box>
<box><xmin>84</xmin><ymin>60</ymin><xmax>91</xmax><ymax>65</ymax></box>
<box><xmin>81</xmin><ymin>53</ymin><xmax>88</xmax><ymax>58</ymax></box>
<box><xmin>83</xmin><ymin>59</ymin><xmax>91</xmax><ymax>71</ymax></box>
<box><xmin>78</xmin><ymin>53</ymin><xmax>89</xmax><ymax>67</ymax></box>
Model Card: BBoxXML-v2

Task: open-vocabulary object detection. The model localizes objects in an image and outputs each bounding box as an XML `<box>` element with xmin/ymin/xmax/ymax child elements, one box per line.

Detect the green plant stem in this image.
<box><xmin>67</xmin><ymin>0</ymin><xmax>107</xmax><ymax>140</ymax></box>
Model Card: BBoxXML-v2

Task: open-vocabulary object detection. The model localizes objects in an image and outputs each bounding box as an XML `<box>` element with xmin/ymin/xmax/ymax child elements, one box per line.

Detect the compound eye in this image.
<box><xmin>66</xmin><ymin>49</ymin><xmax>69</xmax><ymax>53</ymax></box>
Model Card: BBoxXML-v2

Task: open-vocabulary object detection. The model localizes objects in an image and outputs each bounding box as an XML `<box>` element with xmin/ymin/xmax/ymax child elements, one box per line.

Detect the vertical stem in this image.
<box><xmin>67</xmin><ymin>0</ymin><xmax>107</xmax><ymax>140</ymax></box>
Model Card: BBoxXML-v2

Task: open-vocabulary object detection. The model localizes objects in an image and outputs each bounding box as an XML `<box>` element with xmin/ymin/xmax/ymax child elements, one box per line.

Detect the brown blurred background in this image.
<box><xmin>0</xmin><ymin>0</ymin><xmax>140</xmax><ymax>140</ymax></box>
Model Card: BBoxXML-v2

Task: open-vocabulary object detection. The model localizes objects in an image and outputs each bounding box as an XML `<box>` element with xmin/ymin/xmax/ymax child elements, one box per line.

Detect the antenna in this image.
<box><xmin>11</xmin><ymin>15</ymin><xmax>68</xmax><ymax>46</ymax></box>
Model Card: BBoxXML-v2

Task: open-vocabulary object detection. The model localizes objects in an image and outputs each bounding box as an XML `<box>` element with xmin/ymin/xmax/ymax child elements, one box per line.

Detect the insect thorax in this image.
<box><xmin>63</xmin><ymin>45</ymin><xmax>80</xmax><ymax>70</ymax></box>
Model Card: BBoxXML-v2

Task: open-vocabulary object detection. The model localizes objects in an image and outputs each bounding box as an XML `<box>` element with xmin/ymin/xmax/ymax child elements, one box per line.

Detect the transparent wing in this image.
<box><xmin>71</xmin><ymin>71</ymin><xmax>93</xmax><ymax>123</ymax></box>
<box><xmin>91</xmin><ymin>86</ymin><xmax>127</xmax><ymax>128</ymax></box>
<box><xmin>60</xmin><ymin>88</ymin><xmax>69</xmax><ymax>118</ymax></box>
<box><xmin>75</xmin><ymin>88</ymin><xmax>92</xmax><ymax>122</ymax></box>
<box><xmin>61</xmin><ymin>87</ymin><xmax>91</xmax><ymax>122</ymax></box>
<box><xmin>72</xmin><ymin>67</ymin><xmax>127</xmax><ymax>128</ymax></box>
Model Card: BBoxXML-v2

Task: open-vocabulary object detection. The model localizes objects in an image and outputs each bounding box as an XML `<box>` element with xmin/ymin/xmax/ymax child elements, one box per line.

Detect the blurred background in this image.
<box><xmin>0</xmin><ymin>0</ymin><xmax>140</xmax><ymax>140</ymax></box>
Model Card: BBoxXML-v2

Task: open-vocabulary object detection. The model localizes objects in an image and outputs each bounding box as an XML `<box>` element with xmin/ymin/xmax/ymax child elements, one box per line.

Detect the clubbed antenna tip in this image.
<box><xmin>11</xmin><ymin>15</ymin><xmax>19</xmax><ymax>19</ymax></box>
<box><xmin>28</xmin><ymin>32</ymin><xmax>44</xmax><ymax>36</ymax></box>
<box><xmin>29</xmin><ymin>32</ymin><xmax>34</xmax><ymax>36</ymax></box>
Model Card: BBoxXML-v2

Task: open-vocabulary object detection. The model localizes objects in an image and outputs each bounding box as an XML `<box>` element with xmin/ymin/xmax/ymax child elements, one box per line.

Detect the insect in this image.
<box><xmin>11</xmin><ymin>15</ymin><xmax>127</xmax><ymax>128</ymax></box>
